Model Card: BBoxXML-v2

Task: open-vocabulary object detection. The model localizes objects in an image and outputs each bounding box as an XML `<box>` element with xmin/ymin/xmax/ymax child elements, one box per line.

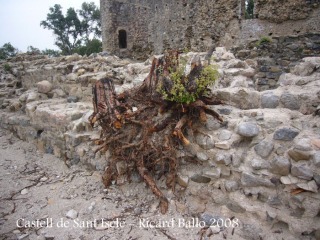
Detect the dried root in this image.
<box><xmin>89</xmin><ymin>50</ymin><xmax>224</xmax><ymax>214</ymax></box>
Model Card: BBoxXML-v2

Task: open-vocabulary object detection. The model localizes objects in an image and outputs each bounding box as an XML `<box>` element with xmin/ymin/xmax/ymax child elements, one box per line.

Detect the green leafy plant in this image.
<box><xmin>196</xmin><ymin>65</ymin><xmax>219</xmax><ymax>96</ymax></box>
<box><xmin>3</xmin><ymin>63</ymin><xmax>12</xmax><ymax>73</ymax></box>
<box><xmin>157</xmin><ymin>56</ymin><xmax>219</xmax><ymax>104</ymax></box>
<box><xmin>167</xmin><ymin>69</ymin><xmax>196</xmax><ymax>104</ymax></box>
<box><xmin>256</xmin><ymin>36</ymin><xmax>272</xmax><ymax>46</ymax></box>
<box><xmin>183</xmin><ymin>47</ymin><xmax>190</xmax><ymax>54</ymax></box>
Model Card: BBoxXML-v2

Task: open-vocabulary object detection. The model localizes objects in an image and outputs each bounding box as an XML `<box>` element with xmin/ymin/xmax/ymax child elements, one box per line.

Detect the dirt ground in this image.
<box><xmin>0</xmin><ymin>127</ymin><xmax>246</xmax><ymax>240</ymax></box>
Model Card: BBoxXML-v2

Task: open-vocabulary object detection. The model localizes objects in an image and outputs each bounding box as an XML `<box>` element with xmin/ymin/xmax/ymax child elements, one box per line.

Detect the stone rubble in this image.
<box><xmin>0</xmin><ymin>49</ymin><xmax>319</xmax><ymax>239</ymax></box>
<box><xmin>65</xmin><ymin>209</ymin><xmax>78</xmax><ymax>220</ymax></box>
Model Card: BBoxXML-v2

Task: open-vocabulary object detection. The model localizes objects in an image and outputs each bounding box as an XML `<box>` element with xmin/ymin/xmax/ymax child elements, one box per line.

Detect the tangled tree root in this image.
<box><xmin>89</xmin><ymin>51</ymin><xmax>224</xmax><ymax>214</ymax></box>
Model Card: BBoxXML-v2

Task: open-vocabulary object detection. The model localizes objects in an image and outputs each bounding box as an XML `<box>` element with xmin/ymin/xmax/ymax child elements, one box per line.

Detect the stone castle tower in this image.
<box><xmin>100</xmin><ymin>0</ymin><xmax>320</xmax><ymax>59</ymax></box>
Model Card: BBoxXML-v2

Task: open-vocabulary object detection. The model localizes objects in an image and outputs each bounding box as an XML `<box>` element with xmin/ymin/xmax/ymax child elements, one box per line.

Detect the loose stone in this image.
<box><xmin>270</xmin><ymin>157</ymin><xmax>291</xmax><ymax>175</ymax></box>
<box><xmin>196</xmin><ymin>151</ymin><xmax>209</xmax><ymax>161</ymax></box>
<box><xmin>291</xmin><ymin>162</ymin><xmax>313</xmax><ymax>180</ymax></box>
<box><xmin>190</xmin><ymin>174</ymin><xmax>211</xmax><ymax>183</ymax></box>
<box><xmin>195</xmin><ymin>134</ymin><xmax>215</xmax><ymax>150</ymax></box>
<box><xmin>280</xmin><ymin>175</ymin><xmax>299</xmax><ymax>185</ymax></box>
<box><xmin>311</xmin><ymin>139</ymin><xmax>320</xmax><ymax>149</ymax></box>
<box><xmin>241</xmin><ymin>172</ymin><xmax>274</xmax><ymax>188</ymax></box>
<box><xmin>273</xmin><ymin>128</ymin><xmax>299</xmax><ymax>141</ymax></box>
<box><xmin>225</xmin><ymin>180</ymin><xmax>239</xmax><ymax>192</ymax></box>
<box><xmin>66</xmin><ymin>209</ymin><xmax>78</xmax><ymax>219</ymax></box>
<box><xmin>177</xmin><ymin>174</ymin><xmax>189</xmax><ymax>188</ymax></box>
<box><xmin>254</xmin><ymin>140</ymin><xmax>274</xmax><ymax>158</ymax></box>
<box><xmin>313</xmin><ymin>151</ymin><xmax>320</xmax><ymax>167</ymax></box>
<box><xmin>218</xmin><ymin>129</ymin><xmax>232</xmax><ymax>140</ymax></box>
<box><xmin>288</xmin><ymin>148</ymin><xmax>311</xmax><ymax>161</ymax></box>
<box><xmin>297</xmin><ymin>181</ymin><xmax>318</xmax><ymax>193</ymax></box>
<box><xmin>227</xmin><ymin>201</ymin><xmax>246</xmax><ymax>213</ymax></box>
<box><xmin>251</xmin><ymin>158</ymin><xmax>270</xmax><ymax>170</ymax></box>
<box><xmin>215</xmin><ymin>141</ymin><xmax>231</xmax><ymax>150</ymax></box>
<box><xmin>261</xmin><ymin>92</ymin><xmax>279</xmax><ymax>108</ymax></box>
<box><xmin>280</xmin><ymin>92</ymin><xmax>301</xmax><ymax>110</ymax></box>
<box><xmin>67</xmin><ymin>96</ymin><xmax>79</xmax><ymax>103</ymax></box>
<box><xmin>203</xmin><ymin>168</ymin><xmax>221</xmax><ymax>179</ymax></box>
<box><xmin>37</xmin><ymin>80</ymin><xmax>53</xmax><ymax>94</ymax></box>
<box><xmin>215</xmin><ymin>152</ymin><xmax>232</xmax><ymax>166</ymax></box>
<box><xmin>237</xmin><ymin>122</ymin><xmax>260</xmax><ymax>137</ymax></box>
<box><xmin>21</xmin><ymin>189</ymin><xmax>28</xmax><ymax>195</ymax></box>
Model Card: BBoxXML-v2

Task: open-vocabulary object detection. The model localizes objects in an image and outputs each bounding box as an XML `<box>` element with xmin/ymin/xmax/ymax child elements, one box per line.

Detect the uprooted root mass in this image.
<box><xmin>89</xmin><ymin>51</ymin><xmax>224</xmax><ymax>214</ymax></box>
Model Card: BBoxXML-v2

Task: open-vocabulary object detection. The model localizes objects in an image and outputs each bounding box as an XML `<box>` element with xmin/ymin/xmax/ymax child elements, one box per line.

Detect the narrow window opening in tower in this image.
<box><xmin>119</xmin><ymin>30</ymin><xmax>127</xmax><ymax>49</ymax></box>
<box><xmin>245</xmin><ymin>0</ymin><xmax>254</xmax><ymax>19</ymax></box>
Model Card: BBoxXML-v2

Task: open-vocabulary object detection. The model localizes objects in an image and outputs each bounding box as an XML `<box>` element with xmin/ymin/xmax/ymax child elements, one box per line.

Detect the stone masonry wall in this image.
<box><xmin>101</xmin><ymin>0</ymin><xmax>320</xmax><ymax>59</ymax></box>
<box><xmin>1</xmin><ymin>49</ymin><xmax>320</xmax><ymax>239</ymax></box>
<box><xmin>255</xmin><ymin>0</ymin><xmax>320</xmax><ymax>23</ymax></box>
<box><xmin>232</xmin><ymin>33</ymin><xmax>320</xmax><ymax>91</ymax></box>
<box><xmin>0</xmin><ymin>53</ymin><xmax>150</xmax><ymax>169</ymax></box>
<box><xmin>101</xmin><ymin>0</ymin><xmax>239</xmax><ymax>59</ymax></box>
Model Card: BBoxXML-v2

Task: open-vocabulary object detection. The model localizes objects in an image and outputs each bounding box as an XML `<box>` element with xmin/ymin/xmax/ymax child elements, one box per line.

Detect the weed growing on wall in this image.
<box><xmin>256</xmin><ymin>36</ymin><xmax>272</xmax><ymax>46</ymax></box>
<box><xmin>157</xmin><ymin>55</ymin><xmax>219</xmax><ymax>104</ymax></box>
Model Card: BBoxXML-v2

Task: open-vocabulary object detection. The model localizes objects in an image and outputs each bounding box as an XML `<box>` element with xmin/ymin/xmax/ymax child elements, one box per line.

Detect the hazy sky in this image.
<box><xmin>0</xmin><ymin>0</ymin><xmax>100</xmax><ymax>52</ymax></box>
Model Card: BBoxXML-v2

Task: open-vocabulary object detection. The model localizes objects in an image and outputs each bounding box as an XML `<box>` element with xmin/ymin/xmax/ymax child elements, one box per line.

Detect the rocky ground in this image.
<box><xmin>0</xmin><ymin>128</ymin><xmax>247</xmax><ymax>240</ymax></box>
<box><xmin>0</xmin><ymin>49</ymin><xmax>320</xmax><ymax>239</ymax></box>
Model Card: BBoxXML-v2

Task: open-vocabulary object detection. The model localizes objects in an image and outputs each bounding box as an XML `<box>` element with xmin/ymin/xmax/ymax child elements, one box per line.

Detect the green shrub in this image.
<box><xmin>183</xmin><ymin>47</ymin><xmax>190</xmax><ymax>54</ymax></box>
<box><xmin>3</xmin><ymin>63</ymin><xmax>12</xmax><ymax>73</ymax></box>
<box><xmin>196</xmin><ymin>65</ymin><xmax>219</xmax><ymax>96</ymax></box>
<box><xmin>157</xmin><ymin>56</ymin><xmax>219</xmax><ymax>104</ymax></box>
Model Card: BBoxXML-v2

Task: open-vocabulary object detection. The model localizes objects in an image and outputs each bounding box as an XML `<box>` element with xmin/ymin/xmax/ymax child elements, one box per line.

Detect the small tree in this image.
<box><xmin>79</xmin><ymin>2</ymin><xmax>101</xmax><ymax>41</ymax></box>
<box><xmin>41</xmin><ymin>4</ymin><xmax>83</xmax><ymax>55</ymax></box>
<box><xmin>40</xmin><ymin>2</ymin><xmax>101</xmax><ymax>55</ymax></box>
<box><xmin>0</xmin><ymin>43</ymin><xmax>18</xmax><ymax>60</ymax></box>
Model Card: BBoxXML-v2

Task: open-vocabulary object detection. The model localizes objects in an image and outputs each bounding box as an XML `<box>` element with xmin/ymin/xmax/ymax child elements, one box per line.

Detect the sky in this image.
<box><xmin>0</xmin><ymin>0</ymin><xmax>100</xmax><ymax>52</ymax></box>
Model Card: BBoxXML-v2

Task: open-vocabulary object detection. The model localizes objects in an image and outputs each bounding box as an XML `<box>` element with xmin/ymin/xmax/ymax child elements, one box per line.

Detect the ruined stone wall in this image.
<box><xmin>0</xmin><ymin>52</ymin><xmax>150</xmax><ymax>169</ymax></box>
<box><xmin>255</xmin><ymin>0</ymin><xmax>320</xmax><ymax>23</ymax></box>
<box><xmin>101</xmin><ymin>0</ymin><xmax>239</xmax><ymax>59</ymax></box>
<box><xmin>101</xmin><ymin>0</ymin><xmax>320</xmax><ymax>59</ymax></box>
<box><xmin>222</xmin><ymin>6</ymin><xmax>320</xmax><ymax>48</ymax></box>
<box><xmin>232</xmin><ymin>33</ymin><xmax>320</xmax><ymax>91</ymax></box>
<box><xmin>100</xmin><ymin>0</ymin><xmax>153</xmax><ymax>59</ymax></box>
<box><xmin>1</xmin><ymin>50</ymin><xmax>320</xmax><ymax>239</ymax></box>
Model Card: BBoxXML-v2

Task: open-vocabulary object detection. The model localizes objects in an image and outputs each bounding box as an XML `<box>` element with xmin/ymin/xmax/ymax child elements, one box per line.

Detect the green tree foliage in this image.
<box><xmin>27</xmin><ymin>46</ymin><xmax>41</xmax><ymax>55</ymax></box>
<box><xmin>79</xmin><ymin>2</ymin><xmax>101</xmax><ymax>41</ymax></box>
<box><xmin>27</xmin><ymin>46</ymin><xmax>61</xmax><ymax>57</ymax></box>
<box><xmin>40</xmin><ymin>2</ymin><xmax>101</xmax><ymax>55</ymax></box>
<box><xmin>74</xmin><ymin>38</ymin><xmax>102</xmax><ymax>56</ymax></box>
<box><xmin>245</xmin><ymin>0</ymin><xmax>254</xmax><ymax>19</ymax></box>
<box><xmin>157</xmin><ymin>56</ymin><xmax>219</xmax><ymax>104</ymax></box>
<box><xmin>41</xmin><ymin>49</ymin><xmax>61</xmax><ymax>57</ymax></box>
<box><xmin>40</xmin><ymin>4</ymin><xmax>82</xmax><ymax>55</ymax></box>
<box><xmin>0</xmin><ymin>42</ymin><xmax>18</xmax><ymax>60</ymax></box>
